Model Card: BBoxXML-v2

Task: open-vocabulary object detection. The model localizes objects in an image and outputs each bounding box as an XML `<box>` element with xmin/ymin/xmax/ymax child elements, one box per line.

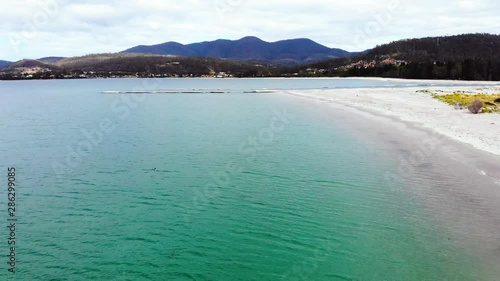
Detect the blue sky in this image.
<box><xmin>1</xmin><ymin>0</ymin><xmax>499</xmax><ymax>61</ymax></box>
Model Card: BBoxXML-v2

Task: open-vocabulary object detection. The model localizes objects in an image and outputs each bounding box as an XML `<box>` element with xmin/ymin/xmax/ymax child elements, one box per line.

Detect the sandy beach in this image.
<box><xmin>284</xmin><ymin>84</ymin><xmax>500</xmax><ymax>156</ymax></box>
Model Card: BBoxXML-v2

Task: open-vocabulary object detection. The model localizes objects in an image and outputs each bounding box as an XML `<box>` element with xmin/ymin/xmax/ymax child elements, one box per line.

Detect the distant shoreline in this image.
<box><xmin>283</xmin><ymin>85</ymin><xmax>500</xmax><ymax>156</ymax></box>
<box><xmin>2</xmin><ymin>76</ymin><xmax>500</xmax><ymax>83</ymax></box>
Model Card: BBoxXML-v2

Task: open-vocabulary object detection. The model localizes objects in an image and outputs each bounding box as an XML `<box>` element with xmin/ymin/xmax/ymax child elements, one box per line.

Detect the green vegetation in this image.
<box><xmin>429</xmin><ymin>91</ymin><xmax>500</xmax><ymax>113</ymax></box>
<box><xmin>289</xmin><ymin>33</ymin><xmax>500</xmax><ymax>80</ymax></box>
<box><xmin>3</xmin><ymin>34</ymin><xmax>500</xmax><ymax>80</ymax></box>
<box><xmin>0</xmin><ymin>53</ymin><xmax>274</xmax><ymax>80</ymax></box>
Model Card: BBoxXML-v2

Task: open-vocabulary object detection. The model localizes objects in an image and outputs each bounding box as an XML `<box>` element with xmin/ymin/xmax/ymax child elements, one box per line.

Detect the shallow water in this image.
<box><xmin>0</xmin><ymin>78</ymin><xmax>499</xmax><ymax>280</ymax></box>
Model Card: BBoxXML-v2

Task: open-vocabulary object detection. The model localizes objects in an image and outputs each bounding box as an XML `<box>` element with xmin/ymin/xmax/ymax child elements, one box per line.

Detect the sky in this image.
<box><xmin>1</xmin><ymin>0</ymin><xmax>499</xmax><ymax>61</ymax></box>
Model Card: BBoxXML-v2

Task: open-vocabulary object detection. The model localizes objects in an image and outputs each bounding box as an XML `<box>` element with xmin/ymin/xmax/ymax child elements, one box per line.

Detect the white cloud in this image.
<box><xmin>0</xmin><ymin>0</ymin><xmax>499</xmax><ymax>61</ymax></box>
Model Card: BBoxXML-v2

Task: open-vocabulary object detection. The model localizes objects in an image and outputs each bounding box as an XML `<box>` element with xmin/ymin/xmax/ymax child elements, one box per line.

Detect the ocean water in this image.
<box><xmin>0</xmin><ymin>78</ymin><xmax>499</xmax><ymax>280</ymax></box>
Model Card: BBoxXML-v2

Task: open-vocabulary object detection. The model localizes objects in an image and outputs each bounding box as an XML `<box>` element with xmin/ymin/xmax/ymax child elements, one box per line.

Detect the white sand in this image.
<box><xmin>284</xmin><ymin>85</ymin><xmax>500</xmax><ymax>156</ymax></box>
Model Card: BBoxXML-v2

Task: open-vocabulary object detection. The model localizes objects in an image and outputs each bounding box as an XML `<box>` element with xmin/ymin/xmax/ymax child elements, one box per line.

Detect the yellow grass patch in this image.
<box><xmin>417</xmin><ymin>90</ymin><xmax>500</xmax><ymax>113</ymax></box>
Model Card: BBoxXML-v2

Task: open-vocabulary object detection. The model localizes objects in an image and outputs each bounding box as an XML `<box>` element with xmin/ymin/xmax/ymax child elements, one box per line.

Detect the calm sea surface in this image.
<box><xmin>1</xmin><ymin>78</ymin><xmax>499</xmax><ymax>280</ymax></box>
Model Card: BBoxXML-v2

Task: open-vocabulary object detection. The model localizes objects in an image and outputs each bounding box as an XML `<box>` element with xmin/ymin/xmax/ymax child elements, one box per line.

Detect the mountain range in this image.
<box><xmin>123</xmin><ymin>36</ymin><xmax>356</xmax><ymax>65</ymax></box>
<box><xmin>0</xmin><ymin>60</ymin><xmax>11</xmax><ymax>67</ymax></box>
<box><xmin>2</xmin><ymin>33</ymin><xmax>500</xmax><ymax>81</ymax></box>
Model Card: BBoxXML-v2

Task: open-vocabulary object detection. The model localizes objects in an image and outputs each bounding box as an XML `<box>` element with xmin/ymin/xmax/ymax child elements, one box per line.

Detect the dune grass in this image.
<box><xmin>417</xmin><ymin>90</ymin><xmax>500</xmax><ymax>113</ymax></box>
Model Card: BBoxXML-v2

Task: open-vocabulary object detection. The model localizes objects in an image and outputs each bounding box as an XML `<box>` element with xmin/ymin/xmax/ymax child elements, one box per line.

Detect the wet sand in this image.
<box><xmin>285</xmin><ymin>86</ymin><xmax>500</xmax><ymax>156</ymax></box>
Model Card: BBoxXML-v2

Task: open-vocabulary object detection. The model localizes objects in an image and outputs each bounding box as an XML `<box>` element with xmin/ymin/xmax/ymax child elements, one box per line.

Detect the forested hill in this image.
<box><xmin>298</xmin><ymin>34</ymin><xmax>500</xmax><ymax>81</ymax></box>
<box><xmin>369</xmin><ymin>33</ymin><xmax>500</xmax><ymax>61</ymax></box>
<box><xmin>0</xmin><ymin>53</ymin><xmax>273</xmax><ymax>80</ymax></box>
<box><xmin>123</xmin><ymin>36</ymin><xmax>355</xmax><ymax>65</ymax></box>
<box><xmin>3</xmin><ymin>34</ymin><xmax>500</xmax><ymax>81</ymax></box>
<box><xmin>0</xmin><ymin>60</ymin><xmax>11</xmax><ymax>67</ymax></box>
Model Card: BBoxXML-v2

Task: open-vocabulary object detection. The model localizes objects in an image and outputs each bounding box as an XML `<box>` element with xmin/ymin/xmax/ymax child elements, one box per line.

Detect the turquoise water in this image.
<box><xmin>0</xmin><ymin>79</ymin><xmax>497</xmax><ymax>280</ymax></box>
